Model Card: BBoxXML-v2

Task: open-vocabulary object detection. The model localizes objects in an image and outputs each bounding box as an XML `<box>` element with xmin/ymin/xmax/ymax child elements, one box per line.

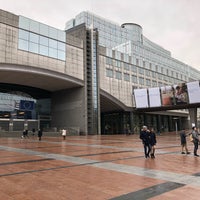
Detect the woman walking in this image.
<box><xmin>149</xmin><ymin>128</ymin><xmax>157</xmax><ymax>158</ymax></box>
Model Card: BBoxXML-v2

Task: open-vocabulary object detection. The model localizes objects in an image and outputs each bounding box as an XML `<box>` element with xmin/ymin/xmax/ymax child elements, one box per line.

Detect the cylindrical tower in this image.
<box><xmin>121</xmin><ymin>23</ymin><xmax>143</xmax><ymax>43</ymax></box>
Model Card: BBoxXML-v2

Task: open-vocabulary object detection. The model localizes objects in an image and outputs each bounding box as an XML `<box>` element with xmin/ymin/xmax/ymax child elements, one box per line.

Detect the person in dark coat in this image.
<box><xmin>140</xmin><ymin>126</ymin><xmax>151</xmax><ymax>158</ymax></box>
<box><xmin>191</xmin><ymin>126</ymin><xmax>200</xmax><ymax>156</ymax></box>
<box><xmin>149</xmin><ymin>128</ymin><xmax>157</xmax><ymax>158</ymax></box>
<box><xmin>38</xmin><ymin>129</ymin><xmax>43</xmax><ymax>141</ymax></box>
<box><xmin>180</xmin><ymin>129</ymin><xmax>190</xmax><ymax>154</ymax></box>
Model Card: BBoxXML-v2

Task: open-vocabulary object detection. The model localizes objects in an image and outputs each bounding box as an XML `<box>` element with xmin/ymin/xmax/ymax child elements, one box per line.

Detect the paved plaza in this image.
<box><xmin>0</xmin><ymin>133</ymin><xmax>200</xmax><ymax>199</ymax></box>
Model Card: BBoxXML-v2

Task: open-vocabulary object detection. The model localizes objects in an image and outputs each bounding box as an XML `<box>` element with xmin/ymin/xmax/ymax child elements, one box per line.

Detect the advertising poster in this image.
<box><xmin>187</xmin><ymin>81</ymin><xmax>200</xmax><ymax>104</ymax></box>
<box><xmin>173</xmin><ymin>83</ymin><xmax>188</xmax><ymax>105</ymax></box>
<box><xmin>134</xmin><ymin>88</ymin><xmax>149</xmax><ymax>108</ymax></box>
<box><xmin>148</xmin><ymin>87</ymin><xmax>161</xmax><ymax>107</ymax></box>
<box><xmin>160</xmin><ymin>86</ymin><xmax>174</xmax><ymax>106</ymax></box>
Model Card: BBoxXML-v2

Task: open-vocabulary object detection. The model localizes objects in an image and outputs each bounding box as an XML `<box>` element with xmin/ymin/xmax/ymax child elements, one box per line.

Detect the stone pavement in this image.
<box><xmin>0</xmin><ymin>133</ymin><xmax>200</xmax><ymax>199</ymax></box>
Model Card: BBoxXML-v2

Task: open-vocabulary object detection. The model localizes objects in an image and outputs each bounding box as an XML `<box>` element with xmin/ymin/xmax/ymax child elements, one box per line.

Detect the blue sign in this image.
<box><xmin>20</xmin><ymin>100</ymin><xmax>34</xmax><ymax>111</ymax></box>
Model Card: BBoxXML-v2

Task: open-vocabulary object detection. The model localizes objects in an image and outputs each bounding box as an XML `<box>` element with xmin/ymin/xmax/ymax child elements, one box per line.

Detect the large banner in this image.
<box><xmin>173</xmin><ymin>83</ymin><xmax>188</xmax><ymax>105</ymax></box>
<box><xmin>134</xmin><ymin>81</ymin><xmax>200</xmax><ymax>109</ymax></box>
<box><xmin>187</xmin><ymin>81</ymin><xmax>200</xmax><ymax>103</ymax></box>
<box><xmin>134</xmin><ymin>88</ymin><xmax>148</xmax><ymax>108</ymax></box>
<box><xmin>148</xmin><ymin>87</ymin><xmax>161</xmax><ymax>107</ymax></box>
<box><xmin>160</xmin><ymin>86</ymin><xmax>174</xmax><ymax>106</ymax></box>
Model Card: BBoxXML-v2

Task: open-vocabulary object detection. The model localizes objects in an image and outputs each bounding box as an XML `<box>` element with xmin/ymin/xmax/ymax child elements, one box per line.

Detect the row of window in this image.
<box><xmin>106</xmin><ymin>57</ymin><xmax>187</xmax><ymax>82</ymax></box>
<box><xmin>18</xmin><ymin>29</ymin><xmax>66</xmax><ymax>61</ymax></box>
<box><xmin>19</xmin><ymin>16</ymin><xmax>65</xmax><ymax>42</ymax></box>
<box><xmin>106</xmin><ymin>68</ymin><xmax>179</xmax><ymax>87</ymax></box>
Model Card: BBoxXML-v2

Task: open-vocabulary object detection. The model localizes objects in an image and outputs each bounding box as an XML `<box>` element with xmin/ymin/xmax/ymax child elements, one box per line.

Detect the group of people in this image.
<box><xmin>139</xmin><ymin>126</ymin><xmax>157</xmax><ymax>158</ymax></box>
<box><xmin>140</xmin><ymin>125</ymin><xmax>200</xmax><ymax>158</ymax></box>
<box><xmin>22</xmin><ymin>128</ymin><xmax>43</xmax><ymax>141</ymax></box>
<box><xmin>180</xmin><ymin>126</ymin><xmax>200</xmax><ymax>157</ymax></box>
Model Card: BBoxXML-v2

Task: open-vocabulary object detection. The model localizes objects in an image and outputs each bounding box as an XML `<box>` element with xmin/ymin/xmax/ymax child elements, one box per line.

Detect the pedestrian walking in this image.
<box><xmin>38</xmin><ymin>129</ymin><xmax>43</xmax><ymax>141</ymax></box>
<box><xmin>149</xmin><ymin>128</ymin><xmax>157</xmax><ymax>158</ymax></box>
<box><xmin>180</xmin><ymin>129</ymin><xmax>190</xmax><ymax>154</ymax></box>
<box><xmin>140</xmin><ymin>126</ymin><xmax>151</xmax><ymax>158</ymax></box>
<box><xmin>62</xmin><ymin>128</ymin><xmax>67</xmax><ymax>140</ymax></box>
<box><xmin>191</xmin><ymin>126</ymin><xmax>200</xmax><ymax>156</ymax></box>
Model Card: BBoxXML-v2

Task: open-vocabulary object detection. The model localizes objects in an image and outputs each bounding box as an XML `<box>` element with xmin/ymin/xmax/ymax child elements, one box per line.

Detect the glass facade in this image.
<box><xmin>0</xmin><ymin>92</ymin><xmax>51</xmax><ymax>120</ymax></box>
<box><xmin>66</xmin><ymin>11</ymin><xmax>200</xmax><ymax>88</ymax></box>
<box><xmin>18</xmin><ymin>16</ymin><xmax>66</xmax><ymax>61</ymax></box>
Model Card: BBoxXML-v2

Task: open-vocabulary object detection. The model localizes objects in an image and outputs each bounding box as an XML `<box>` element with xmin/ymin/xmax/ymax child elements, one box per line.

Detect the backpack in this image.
<box><xmin>189</xmin><ymin>133</ymin><xmax>193</xmax><ymax>142</ymax></box>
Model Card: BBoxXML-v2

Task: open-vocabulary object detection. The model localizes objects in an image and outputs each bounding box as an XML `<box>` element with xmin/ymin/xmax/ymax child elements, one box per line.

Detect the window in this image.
<box><xmin>136</xmin><ymin>58</ymin><xmax>139</xmax><ymax>66</ymax></box>
<box><xmin>124</xmin><ymin>73</ymin><xmax>130</xmax><ymax>82</ymax></box>
<box><xmin>146</xmin><ymin>79</ymin><xmax>151</xmax><ymax>86</ymax></box>
<box><xmin>131</xmin><ymin>65</ymin><xmax>137</xmax><ymax>73</ymax></box>
<box><xmin>152</xmin><ymin>80</ymin><xmax>157</xmax><ymax>87</ymax></box>
<box><xmin>115</xmin><ymin>60</ymin><xmax>121</xmax><ymax>68</ymax></box>
<box><xmin>139</xmin><ymin>77</ymin><xmax>144</xmax><ymax>85</ymax></box>
<box><xmin>18</xmin><ymin>29</ymin><xmax>66</xmax><ymax>61</ymax></box>
<box><xmin>124</xmin><ymin>63</ymin><xmax>130</xmax><ymax>71</ymax></box>
<box><xmin>131</xmin><ymin>75</ymin><xmax>137</xmax><ymax>83</ymax></box>
<box><xmin>29</xmin><ymin>33</ymin><xmax>39</xmax><ymax>43</ymax></box>
<box><xmin>106</xmin><ymin>69</ymin><xmax>113</xmax><ymax>78</ymax></box>
<box><xmin>143</xmin><ymin>61</ymin><xmax>145</xmax><ymax>67</ymax></box>
<box><xmin>139</xmin><ymin>68</ymin><xmax>144</xmax><ymax>75</ymax></box>
<box><xmin>18</xmin><ymin>16</ymin><xmax>66</xmax><ymax>61</ymax></box>
<box><xmin>145</xmin><ymin>70</ymin><xmax>151</xmax><ymax>76</ymax></box>
<box><xmin>115</xmin><ymin>71</ymin><xmax>122</xmax><ymax>80</ymax></box>
<box><xmin>18</xmin><ymin>39</ymin><xmax>29</xmax><ymax>51</ymax></box>
<box><xmin>152</xmin><ymin>72</ymin><xmax>156</xmax><ymax>78</ymax></box>
<box><xmin>115</xmin><ymin>51</ymin><xmax>121</xmax><ymax>60</ymax></box>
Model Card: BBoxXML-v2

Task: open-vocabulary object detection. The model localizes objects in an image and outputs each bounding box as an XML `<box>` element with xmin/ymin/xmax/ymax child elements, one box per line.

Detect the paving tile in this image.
<box><xmin>0</xmin><ymin>134</ymin><xmax>199</xmax><ymax>199</ymax></box>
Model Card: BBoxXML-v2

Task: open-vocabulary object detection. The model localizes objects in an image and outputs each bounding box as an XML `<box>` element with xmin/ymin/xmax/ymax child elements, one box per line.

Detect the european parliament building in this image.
<box><xmin>0</xmin><ymin>9</ymin><xmax>200</xmax><ymax>134</ymax></box>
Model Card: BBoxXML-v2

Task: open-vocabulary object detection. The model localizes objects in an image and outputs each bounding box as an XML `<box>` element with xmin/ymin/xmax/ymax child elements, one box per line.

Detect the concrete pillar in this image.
<box><xmin>188</xmin><ymin>108</ymin><xmax>197</xmax><ymax>128</ymax></box>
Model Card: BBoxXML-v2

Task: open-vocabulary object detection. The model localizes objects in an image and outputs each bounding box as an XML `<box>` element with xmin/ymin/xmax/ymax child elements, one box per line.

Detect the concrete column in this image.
<box><xmin>188</xmin><ymin>108</ymin><xmax>197</xmax><ymax>128</ymax></box>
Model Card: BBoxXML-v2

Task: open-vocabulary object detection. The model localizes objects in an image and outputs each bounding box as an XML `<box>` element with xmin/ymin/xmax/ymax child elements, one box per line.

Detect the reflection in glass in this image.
<box><xmin>49</xmin><ymin>27</ymin><xmax>57</xmax><ymax>39</ymax></box>
<box><xmin>30</xmin><ymin>33</ymin><xmax>39</xmax><ymax>43</ymax></box>
<box><xmin>58</xmin><ymin>41</ymin><xmax>65</xmax><ymax>51</ymax></box>
<box><xmin>18</xmin><ymin>39</ymin><xmax>29</xmax><ymax>51</ymax></box>
<box><xmin>19</xmin><ymin>16</ymin><xmax>30</xmax><ymax>30</ymax></box>
<box><xmin>39</xmin><ymin>36</ymin><xmax>48</xmax><ymax>46</ymax></box>
<box><xmin>39</xmin><ymin>45</ymin><xmax>48</xmax><ymax>56</ymax></box>
<box><xmin>30</xmin><ymin>20</ymin><xmax>39</xmax><ymax>32</ymax></box>
<box><xmin>49</xmin><ymin>39</ymin><xmax>57</xmax><ymax>48</ymax></box>
<box><xmin>18</xmin><ymin>16</ymin><xmax>66</xmax><ymax>61</ymax></box>
<box><xmin>57</xmin><ymin>50</ymin><xmax>65</xmax><ymax>60</ymax></box>
<box><xmin>29</xmin><ymin>42</ymin><xmax>39</xmax><ymax>53</ymax></box>
<box><xmin>19</xmin><ymin>29</ymin><xmax>29</xmax><ymax>40</ymax></box>
<box><xmin>49</xmin><ymin>48</ymin><xmax>57</xmax><ymax>58</ymax></box>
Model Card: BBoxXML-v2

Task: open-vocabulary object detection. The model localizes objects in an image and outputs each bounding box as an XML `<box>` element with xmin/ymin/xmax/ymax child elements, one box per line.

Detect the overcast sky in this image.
<box><xmin>1</xmin><ymin>0</ymin><xmax>200</xmax><ymax>70</ymax></box>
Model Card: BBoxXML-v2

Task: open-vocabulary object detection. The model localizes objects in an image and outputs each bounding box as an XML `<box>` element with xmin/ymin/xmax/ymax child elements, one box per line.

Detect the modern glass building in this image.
<box><xmin>65</xmin><ymin>11</ymin><xmax>200</xmax><ymax>133</ymax></box>
<box><xmin>0</xmin><ymin>9</ymin><xmax>200</xmax><ymax>134</ymax></box>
